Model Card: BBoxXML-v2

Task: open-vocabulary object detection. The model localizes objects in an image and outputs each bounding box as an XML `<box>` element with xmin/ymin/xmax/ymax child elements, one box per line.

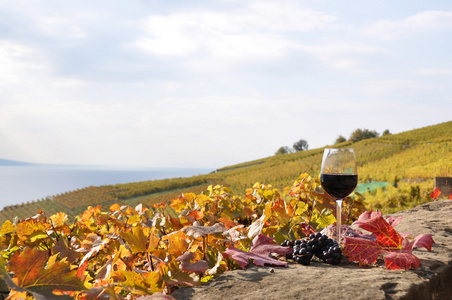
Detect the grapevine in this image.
<box><xmin>0</xmin><ymin>174</ymin><xmax>365</xmax><ymax>299</ymax></box>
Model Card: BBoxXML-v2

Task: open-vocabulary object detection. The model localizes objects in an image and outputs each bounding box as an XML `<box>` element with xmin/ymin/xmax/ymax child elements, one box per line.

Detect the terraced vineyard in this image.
<box><xmin>1</xmin><ymin>121</ymin><xmax>451</xmax><ymax>223</ymax></box>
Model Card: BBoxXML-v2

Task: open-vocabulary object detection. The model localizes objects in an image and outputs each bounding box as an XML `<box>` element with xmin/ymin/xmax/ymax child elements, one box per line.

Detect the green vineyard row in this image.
<box><xmin>1</xmin><ymin>121</ymin><xmax>451</xmax><ymax>223</ymax></box>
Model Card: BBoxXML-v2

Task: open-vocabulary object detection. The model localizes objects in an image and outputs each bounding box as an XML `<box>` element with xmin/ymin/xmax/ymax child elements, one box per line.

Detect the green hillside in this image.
<box><xmin>1</xmin><ymin>121</ymin><xmax>451</xmax><ymax>223</ymax></box>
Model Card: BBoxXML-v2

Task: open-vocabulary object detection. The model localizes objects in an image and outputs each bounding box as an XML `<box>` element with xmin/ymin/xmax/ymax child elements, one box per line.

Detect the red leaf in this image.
<box><xmin>430</xmin><ymin>187</ymin><xmax>441</xmax><ymax>199</ymax></box>
<box><xmin>343</xmin><ymin>211</ymin><xmax>435</xmax><ymax>270</ymax></box>
<box><xmin>342</xmin><ymin>237</ymin><xmax>382</xmax><ymax>266</ymax></box>
<box><xmin>404</xmin><ymin>233</ymin><xmax>434</xmax><ymax>252</ymax></box>
<box><xmin>384</xmin><ymin>215</ymin><xmax>403</xmax><ymax>228</ymax></box>
<box><xmin>249</xmin><ymin>234</ymin><xmax>292</xmax><ymax>257</ymax></box>
<box><xmin>352</xmin><ymin>211</ymin><xmax>403</xmax><ymax>248</ymax></box>
<box><xmin>223</xmin><ymin>246</ymin><xmax>289</xmax><ymax>269</ymax></box>
<box><xmin>449</xmin><ymin>194</ymin><xmax>452</xmax><ymax>200</ymax></box>
<box><xmin>223</xmin><ymin>235</ymin><xmax>291</xmax><ymax>269</ymax></box>
<box><xmin>300</xmin><ymin>222</ymin><xmax>316</xmax><ymax>236</ymax></box>
<box><xmin>384</xmin><ymin>250</ymin><xmax>420</xmax><ymax>270</ymax></box>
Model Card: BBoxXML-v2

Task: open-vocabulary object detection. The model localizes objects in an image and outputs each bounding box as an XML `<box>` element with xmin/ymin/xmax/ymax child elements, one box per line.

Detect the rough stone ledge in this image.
<box><xmin>171</xmin><ymin>200</ymin><xmax>452</xmax><ymax>300</ymax></box>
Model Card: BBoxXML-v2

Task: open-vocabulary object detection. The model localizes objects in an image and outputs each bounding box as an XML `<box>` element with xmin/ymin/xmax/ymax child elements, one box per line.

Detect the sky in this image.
<box><xmin>0</xmin><ymin>0</ymin><xmax>451</xmax><ymax>169</ymax></box>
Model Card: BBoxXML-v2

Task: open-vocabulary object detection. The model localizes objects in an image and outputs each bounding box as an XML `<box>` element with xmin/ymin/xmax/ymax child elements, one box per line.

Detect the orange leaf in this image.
<box><xmin>81</xmin><ymin>206</ymin><xmax>102</xmax><ymax>222</ymax></box>
<box><xmin>162</xmin><ymin>231</ymin><xmax>188</xmax><ymax>256</ymax></box>
<box><xmin>430</xmin><ymin>187</ymin><xmax>441</xmax><ymax>199</ymax></box>
<box><xmin>5</xmin><ymin>248</ymin><xmax>86</xmax><ymax>298</ymax></box>
<box><xmin>188</xmin><ymin>208</ymin><xmax>205</xmax><ymax>220</ymax></box>
<box><xmin>218</xmin><ymin>218</ymin><xmax>237</xmax><ymax>229</ymax></box>
<box><xmin>109</xmin><ymin>203</ymin><xmax>121</xmax><ymax>212</ymax></box>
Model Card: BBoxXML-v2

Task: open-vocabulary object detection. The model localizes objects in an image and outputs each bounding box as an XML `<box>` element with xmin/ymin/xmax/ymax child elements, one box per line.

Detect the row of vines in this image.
<box><xmin>0</xmin><ymin>174</ymin><xmax>369</xmax><ymax>299</ymax></box>
<box><xmin>0</xmin><ymin>122</ymin><xmax>451</xmax><ymax>224</ymax></box>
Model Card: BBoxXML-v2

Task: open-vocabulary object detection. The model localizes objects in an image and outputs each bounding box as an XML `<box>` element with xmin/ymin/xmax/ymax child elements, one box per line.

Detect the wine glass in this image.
<box><xmin>320</xmin><ymin>148</ymin><xmax>358</xmax><ymax>245</ymax></box>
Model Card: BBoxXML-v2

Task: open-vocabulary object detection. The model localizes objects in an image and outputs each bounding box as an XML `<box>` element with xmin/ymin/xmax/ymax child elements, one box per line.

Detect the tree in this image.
<box><xmin>349</xmin><ymin>128</ymin><xmax>379</xmax><ymax>142</ymax></box>
<box><xmin>382</xmin><ymin>129</ymin><xmax>391</xmax><ymax>136</ymax></box>
<box><xmin>275</xmin><ymin>146</ymin><xmax>292</xmax><ymax>155</ymax></box>
<box><xmin>293</xmin><ymin>139</ymin><xmax>308</xmax><ymax>152</ymax></box>
<box><xmin>335</xmin><ymin>135</ymin><xmax>347</xmax><ymax>144</ymax></box>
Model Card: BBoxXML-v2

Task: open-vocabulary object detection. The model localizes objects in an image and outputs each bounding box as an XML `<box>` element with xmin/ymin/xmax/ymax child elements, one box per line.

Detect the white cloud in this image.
<box><xmin>414</xmin><ymin>67</ymin><xmax>452</xmax><ymax>76</ymax></box>
<box><xmin>361</xmin><ymin>79</ymin><xmax>424</xmax><ymax>96</ymax></box>
<box><xmin>35</xmin><ymin>16</ymin><xmax>87</xmax><ymax>39</ymax></box>
<box><xmin>0</xmin><ymin>1</ymin><xmax>451</xmax><ymax>169</ymax></box>
<box><xmin>0</xmin><ymin>41</ymin><xmax>47</xmax><ymax>86</ymax></box>
<box><xmin>364</xmin><ymin>10</ymin><xmax>452</xmax><ymax>39</ymax></box>
<box><xmin>132</xmin><ymin>2</ymin><xmax>337</xmax><ymax>59</ymax></box>
<box><xmin>298</xmin><ymin>43</ymin><xmax>388</xmax><ymax>70</ymax></box>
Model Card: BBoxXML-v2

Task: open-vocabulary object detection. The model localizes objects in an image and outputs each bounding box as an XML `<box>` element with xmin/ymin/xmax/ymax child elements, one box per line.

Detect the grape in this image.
<box><xmin>281</xmin><ymin>231</ymin><xmax>343</xmax><ymax>266</ymax></box>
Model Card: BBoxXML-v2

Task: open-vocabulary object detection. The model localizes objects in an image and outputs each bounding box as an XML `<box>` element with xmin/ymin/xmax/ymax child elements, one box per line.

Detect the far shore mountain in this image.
<box><xmin>0</xmin><ymin>158</ymin><xmax>33</xmax><ymax>166</ymax></box>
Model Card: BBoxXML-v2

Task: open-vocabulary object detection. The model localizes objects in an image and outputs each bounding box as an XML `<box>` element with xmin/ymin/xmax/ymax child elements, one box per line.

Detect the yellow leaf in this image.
<box><xmin>126</xmin><ymin>214</ymin><xmax>142</xmax><ymax>225</ymax></box>
<box><xmin>16</xmin><ymin>219</ymin><xmax>50</xmax><ymax>242</ymax></box>
<box><xmin>295</xmin><ymin>202</ymin><xmax>308</xmax><ymax>215</ymax></box>
<box><xmin>49</xmin><ymin>212</ymin><xmax>68</xmax><ymax>227</ymax></box>
<box><xmin>0</xmin><ymin>220</ymin><xmax>16</xmax><ymax>236</ymax></box>
<box><xmin>183</xmin><ymin>193</ymin><xmax>196</xmax><ymax>202</ymax></box>
<box><xmin>119</xmin><ymin>226</ymin><xmax>150</xmax><ymax>253</ymax></box>
<box><xmin>263</xmin><ymin>202</ymin><xmax>272</xmax><ymax>222</ymax></box>
<box><xmin>170</xmin><ymin>196</ymin><xmax>187</xmax><ymax>212</ymax></box>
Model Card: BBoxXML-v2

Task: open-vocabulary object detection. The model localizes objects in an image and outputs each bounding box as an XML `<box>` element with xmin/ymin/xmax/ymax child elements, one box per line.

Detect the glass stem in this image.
<box><xmin>336</xmin><ymin>199</ymin><xmax>343</xmax><ymax>246</ymax></box>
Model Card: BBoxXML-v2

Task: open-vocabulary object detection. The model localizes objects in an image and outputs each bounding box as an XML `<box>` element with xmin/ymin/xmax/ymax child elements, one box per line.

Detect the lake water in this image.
<box><xmin>0</xmin><ymin>165</ymin><xmax>212</xmax><ymax>210</ymax></box>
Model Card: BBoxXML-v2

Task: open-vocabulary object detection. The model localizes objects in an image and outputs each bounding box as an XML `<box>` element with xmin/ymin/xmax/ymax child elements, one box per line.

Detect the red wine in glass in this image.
<box><xmin>320</xmin><ymin>149</ymin><xmax>358</xmax><ymax>245</ymax></box>
<box><xmin>320</xmin><ymin>174</ymin><xmax>358</xmax><ymax>199</ymax></box>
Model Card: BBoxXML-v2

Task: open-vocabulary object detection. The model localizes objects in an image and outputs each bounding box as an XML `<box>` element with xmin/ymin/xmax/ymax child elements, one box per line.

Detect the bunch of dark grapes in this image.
<box><xmin>281</xmin><ymin>232</ymin><xmax>342</xmax><ymax>266</ymax></box>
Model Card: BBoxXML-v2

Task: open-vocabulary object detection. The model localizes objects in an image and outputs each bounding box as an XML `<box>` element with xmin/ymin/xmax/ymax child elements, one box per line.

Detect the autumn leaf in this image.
<box><xmin>223</xmin><ymin>234</ymin><xmax>291</xmax><ymax>269</ymax></box>
<box><xmin>170</xmin><ymin>196</ymin><xmax>187</xmax><ymax>212</ymax></box>
<box><xmin>161</xmin><ymin>231</ymin><xmax>189</xmax><ymax>256</ymax></box>
<box><xmin>0</xmin><ymin>220</ymin><xmax>16</xmax><ymax>236</ymax></box>
<box><xmin>1</xmin><ymin>247</ymin><xmax>86</xmax><ymax>299</ymax></box>
<box><xmin>16</xmin><ymin>218</ymin><xmax>50</xmax><ymax>242</ymax></box>
<box><xmin>218</xmin><ymin>218</ymin><xmax>237</xmax><ymax>229</ymax></box>
<box><xmin>188</xmin><ymin>208</ymin><xmax>205</xmax><ymax>220</ymax></box>
<box><xmin>49</xmin><ymin>212</ymin><xmax>68</xmax><ymax>227</ymax></box>
<box><xmin>249</xmin><ymin>234</ymin><xmax>292</xmax><ymax>257</ymax></box>
<box><xmin>430</xmin><ymin>187</ymin><xmax>441</xmax><ymax>199</ymax></box>
<box><xmin>343</xmin><ymin>211</ymin><xmax>434</xmax><ymax>270</ymax></box>
<box><xmin>115</xmin><ymin>269</ymin><xmax>163</xmax><ymax>295</ymax></box>
<box><xmin>120</xmin><ymin>226</ymin><xmax>150</xmax><ymax>253</ymax></box>
<box><xmin>352</xmin><ymin>210</ymin><xmax>403</xmax><ymax>248</ymax></box>
<box><xmin>247</xmin><ymin>215</ymin><xmax>265</xmax><ymax>239</ymax></box>
<box><xmin>52</xmin><ymin>237</ymin><xmax>79</xmax><ymax>264</ymax></box>
<box><xmin>176</xmin><ymin>252</ymin><xmax>208</xmax><ymax>274</ymax></box>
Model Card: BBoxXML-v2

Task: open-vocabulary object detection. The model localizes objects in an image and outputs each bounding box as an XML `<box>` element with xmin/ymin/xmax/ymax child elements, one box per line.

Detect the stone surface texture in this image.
<box><xmin>171</xmin><ymin>200</ymin><xmax>452</xmax><ymax>300</ymax></box>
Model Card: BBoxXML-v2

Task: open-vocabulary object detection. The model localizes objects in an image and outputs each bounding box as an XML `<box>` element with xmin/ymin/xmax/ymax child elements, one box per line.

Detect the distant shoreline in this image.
<box><xmin>0</xmin><ymin>166</ymin><xmax>212</xmax><ymax>210</ymax></box>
